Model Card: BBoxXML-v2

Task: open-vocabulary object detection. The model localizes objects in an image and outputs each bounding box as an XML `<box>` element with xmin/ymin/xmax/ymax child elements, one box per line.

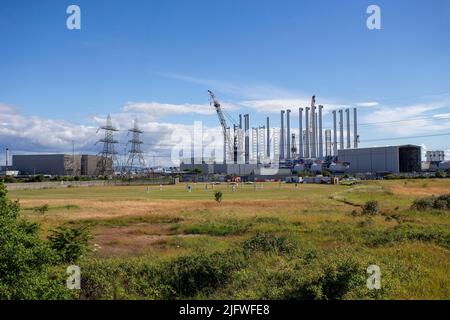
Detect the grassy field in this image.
<box><xmin>8</xmin><ymin>179</ymin><xmax>450</xmax><ymax>299</ymax></box>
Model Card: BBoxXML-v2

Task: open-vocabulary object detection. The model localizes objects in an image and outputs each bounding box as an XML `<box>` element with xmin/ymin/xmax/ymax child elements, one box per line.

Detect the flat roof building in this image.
<box><xmin>12</xmin><ymin>154</ymin><xmax>106</xmax><ymax>176</ymax></box>
<box><xmin>338</xmin><ymin>145</ymin><xmax>421</xmax><ymax>174</ymax></box>
<box><xmin>425</xmin><ymin>150</ymin><xmax>445</xmax><ymax>162</ymax></box>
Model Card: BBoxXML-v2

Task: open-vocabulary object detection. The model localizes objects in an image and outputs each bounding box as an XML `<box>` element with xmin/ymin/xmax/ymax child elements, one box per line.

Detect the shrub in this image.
<box><xmin>79</xmin><ymin>260</ymin><xmax>125</xmax><ymax>299</ymax></box>
<box><xmin>362</xmin><ymin>200</ymin><xmax>379</xmax><ymax>216</ymax></box>
<box><xmin>214</xmin><ymin>191</ymin><xmax>223</xmax><ymax>205</ymax></box>
<box><xmin>278</xmin><ymin>253</ymin><xmax>364</xmax><ymax>300</ymax></box>
<box><xmin>436</xmin><ymin>194</ymin><xmax>450</xmax><ymax>209</ymax></box>
<box><xmin>3</xmin><ymin>175</ymin><xmax>16</xmax><ymax>183</ymax></box>
<box><xmin>243</xmin><ymin>232</ymin><xmax>295</xmax><ymax>255</ymax></box>
<box><xmin>48</xmin><ymin>226</ymin><xmax>91</xmax><ymax>263</ymax></box>
<box><xmin>433</xmin><ymin>200</ymin><xmax>447</xmax><ymax>210</ymax></box>
<box><xmin>411</xmin><ymin>197</ymin><xmax>434</xmax><ymax>211</ymax></box>
<box><xmin>161</xmin><ymin>249</ymin><xmax>245</xmax><ymax>298</ymax></box>
<box><xmin>411</xmin><ymin>194</ymin><xmax>450</xmax><ymax>211</ymax></box>
<box><xmin>34</xmin><ymin>204</ymin><xmax>49</xmax><ymax>215</ymax></box>
<box><xmin>0</xmin><ymin>182</ymin><xmax>71</xmax><ymax>299</ymax></box>
<box><xmin>435</xmin><ymin>171</ymin><xmax>445</xmax><ymax>179</ymax></box>
<box><xmin>184</xmin><ymin>220</ymin><xmax>250</xmax><ymax>236</ymax></box>
<box><xmin>363</xmin><ymin>225</ymin><xmax>450</xmax><ymax>249</ymax></box>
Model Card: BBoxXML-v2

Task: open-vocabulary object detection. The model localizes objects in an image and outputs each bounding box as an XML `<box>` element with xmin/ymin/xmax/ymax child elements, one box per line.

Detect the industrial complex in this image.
<box><xmin>1</xmin><ymin>92</ymin><xmax>448</xmax><ymax>180</ymax></box>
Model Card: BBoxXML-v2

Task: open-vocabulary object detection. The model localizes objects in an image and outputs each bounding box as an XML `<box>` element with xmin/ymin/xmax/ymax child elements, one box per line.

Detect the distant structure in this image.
<box><xmin>96</xmin><ymin>115</ymin><xmax>118</xmax><ymax>175</ymax></box>
<box><xmin>11</xmin><ymin>154</ymin><xmax>102</xmax><ymax>176</ymax></box>
<box><xmin>123</xmin><ymin>118</ymin><xmax>148</xmax><ymax>174</ymax></box>
<box><xmin>338</xmin><ymin>145</ymin><xmax>421</xmax><ymax>174</ymax></box>
<box><xmin>426</xmin><ymin>150</ymin><xmax>445</xmax><ymax>162</ymax></box>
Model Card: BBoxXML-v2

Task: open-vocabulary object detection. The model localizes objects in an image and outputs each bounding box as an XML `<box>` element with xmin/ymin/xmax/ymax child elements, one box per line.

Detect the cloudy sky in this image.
<box><xmin>1</xmin><ymin>0</ymin><xmax>450</xmax><ymax>166</ymax></box>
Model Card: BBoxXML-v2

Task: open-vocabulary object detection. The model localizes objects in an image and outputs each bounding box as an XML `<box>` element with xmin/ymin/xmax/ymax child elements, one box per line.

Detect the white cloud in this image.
<box><xmin>162</xmin><ymin>73</ymin><xmax>294</xmax><ymax>100</ymax></box>
<box><xmin>356</xmin><ymin>101</ymin><xmax>379</xmax><ymax>107</ymax></box>
<box><xmin>361</xmin><ymin>99</ymin><xmax>450</xmax><ymax>136</ymax></box>
<box><xmin>434</xmin><ymin>113</ymin><xmax>450</xmax><ymax>119</ymax></box>
<box><xmin>0</xmin><ymin>102</ymin><xmax>226</xmax><ymax>166</ymax></box>
<box><xmin>122</xmin><ymin>102</ymin><xmax>214</xmax><ymax>119</ymax></box>
<box><xmin>239</xmin><ymin>97</ymin><xmax>343</xmax><ymax>114</ymax></box>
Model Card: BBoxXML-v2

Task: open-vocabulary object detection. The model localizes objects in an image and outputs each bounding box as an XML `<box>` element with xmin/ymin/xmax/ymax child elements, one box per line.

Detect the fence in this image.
<box><xmin>5</xmin><ymin>177</ymin><xmax>176</xmax><ymax>191</ymax></box>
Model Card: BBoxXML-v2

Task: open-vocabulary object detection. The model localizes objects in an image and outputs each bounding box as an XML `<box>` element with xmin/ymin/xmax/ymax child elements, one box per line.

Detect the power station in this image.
<box><xmin>181</xmin><ymin>92</ymin><xmax>424</xmax><ymax>178</ymax></box>
<box><xmin>2</xmin><ymin>91</ymin><xmax>445</xmax><ymax>179</ymax></box>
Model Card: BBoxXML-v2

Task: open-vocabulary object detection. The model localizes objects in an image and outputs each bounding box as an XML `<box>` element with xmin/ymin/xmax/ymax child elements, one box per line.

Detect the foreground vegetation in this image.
<box><xmin>1</xmin><ymin>179</ymin><xmax>449</xmax><ymax>299</ymax></box>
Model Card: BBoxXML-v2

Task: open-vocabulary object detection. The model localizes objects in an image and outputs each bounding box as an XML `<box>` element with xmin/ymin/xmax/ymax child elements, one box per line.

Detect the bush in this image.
<box><xmin>436</xmin><ymin>194</ymin><xmax>450</xmax><ymax>209</ymax></box>
<box><xmin>3</xmin><ymin>175</ymin><xmax>16</xmax><ymax>183</ymax></box>
<box><xmin>48</xmin><ymin>226</ymin><xmax>91</xmax><ymax>263</ymax></box>
<box><xmin>363</xmin><ymin>225</ymin><xmax>450</xmax><ymax>249</ymax></box>
<box><xmin>362</xmin><ymin>200</ymin><xmax>379</xmax><ymax>216</ymax></box>
<box><xmin>0</xmin><ymin>181</ymin><xmax>71</xmax><ymax>299</ymax></box>
<box><xmin>79</xmin><ymin>249</ymin><xmax>246</xmax><ymax>300</ymax></box>
<box><xmin>277</xmin><ymin>252</ymin><xmax>364</xmax><ymax>300</ymax></box>
<box><xmin>162</xmin><ymin>250</ymin><xmax>245</xmax><ymax>298</ymax></box>
<box><xmin>411</xmin><ymin>194</ymin><xmax>450</xmax><ymax>211</ymax></box>
<box><xmin>243</xmin><ymin>232</ymin><xmax>295</xmax><ymax>255</ymax></box>
<box><xmin>411</xmin><ymin>197</ymin><xmax>433</xmax><ymax>211</ymax></box>
<box><xmin>435</xmin><ymin>171</ymin><xmax>445</xmax><ymax>179</ymax></box>
<box><xmin>184</xmin><ymin>220</ymin><xmax>250</xmax><ymax>236</ymax></box>
<box><xmin>214</xmin><ymin>191</ymin><xmax>223</xmax><ymax>205</ymax></box>
<box><xmin>34</xmin><ymin>204</ymin><xmax>49</xmax><ymax>215</ymax></box>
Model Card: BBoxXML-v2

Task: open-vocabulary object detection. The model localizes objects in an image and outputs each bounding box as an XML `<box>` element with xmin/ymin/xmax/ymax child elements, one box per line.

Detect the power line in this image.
<box><xmin>361</xmin><ymin>132</ymin><xmax>450</xmax><ymax>143</ymax></box>
<box><xmin>358</xmin><ymin>114</ymin><xmax>450</xmax><ymax>127</ymax></box>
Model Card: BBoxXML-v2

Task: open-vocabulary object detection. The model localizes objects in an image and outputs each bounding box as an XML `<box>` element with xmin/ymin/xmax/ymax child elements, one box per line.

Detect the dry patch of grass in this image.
<box><xmin>391</xmin><ymin>186</ymin><xmax>450</xmax><ymax>197</ymax></box>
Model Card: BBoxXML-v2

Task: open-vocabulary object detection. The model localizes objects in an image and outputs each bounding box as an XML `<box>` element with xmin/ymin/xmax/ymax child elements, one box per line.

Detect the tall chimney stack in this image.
<box><xmin>311</xmin><ymin>105</ymin><xmax>316</xmax><ymax>158</ymax></box>
<box><xmin>280</xmin><ymin>110</ymin><xmax>285</xmax><ymax>160</ymax></box>
<box><xmin>286</xmin><ymin>109</ymin><xmax>291</xmax><ymax>159</ymax></box>
<box><xmin>318</xmin><ymin>105</ymin><xmax>323</xmax><ymax>158</ymax></box>
<box><xmin>266</xmin><ymin>117</ymin><xmax>270</xmax><ymax>158</ymax></box>
<box><xmin>244</xmin><ymin>114</ymin><xmax>250</xmax><ymax>164</ymax></box>
<box><xmin>299</xmin><ymin>108</ymin><xmax>303</xmax><ymax>158</ymax></box>
<box><xmin>353</xmin><ymin>108</ymin><xmax>358</xmax><ymax>148</ymax></box>
<box><xmin>332</xmin><ymin>110</ymin><xmax>337</xmax><ymax>156</ymax></box>
<box><xmin>305</xmin><ymin>107</ymin><xmax>310</xmax><ymax>158</ymax></box>
<box><xmin>346</xmin><ymin>108</ymin><xmax>351</xmax><ymax>149</ymax></box>
<box><xmin>339</xmin><ymin>109</ymin><xmax>344</xmax><ymax>150</ymax></box>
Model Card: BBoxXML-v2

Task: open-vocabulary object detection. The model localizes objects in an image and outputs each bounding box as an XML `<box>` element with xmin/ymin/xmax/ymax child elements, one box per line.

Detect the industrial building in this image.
<box><xmin>5</xmin><ymin>92</ymin><xmax>438</xmax><ymax>180</ymax></box>
<box><xmin>338</xmin><ymin>145</ymin><xmax>421</xmax><ymax>174</ymax></box>
<box><xmin>12</xmin><ymin>154</ymin><xmax>106</xmax><ymax>176</ymax></box>
<box><xmin>180</xmin><ymin>162</ymin><xmax>259</xmax><ymax>176</ymax></box>
<box><xmin>426</xmin><ymin>150</ymin><xmax>445</xmax><ymax>162</ymax></box>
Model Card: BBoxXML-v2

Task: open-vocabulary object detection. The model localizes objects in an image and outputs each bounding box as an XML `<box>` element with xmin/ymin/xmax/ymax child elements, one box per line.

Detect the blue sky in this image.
<box><xmin>1</xmin><ymin>0</ymin><xmax>450</xmax><ymax>165</ymax></box>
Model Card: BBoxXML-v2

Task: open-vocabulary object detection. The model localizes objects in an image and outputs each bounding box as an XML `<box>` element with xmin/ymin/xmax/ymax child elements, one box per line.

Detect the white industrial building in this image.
<box><xmin>425</xmin><ymin>150</ymin><xmax>445</xmax><ymax>162</ymax></box>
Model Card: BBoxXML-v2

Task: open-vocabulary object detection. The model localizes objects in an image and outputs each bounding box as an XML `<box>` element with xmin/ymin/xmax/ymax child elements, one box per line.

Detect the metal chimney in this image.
<box><xmin>305</xmin><ymin>107</ymin><xmax>310</xmax><ymax>158</ymax></box>
<box><xmin>346</xmin><ymin>108</ymin><xmax>351</xmax><ymax>149</ymax></box>
<box><xmin>353</xmin><ymin>108</ymin><xmax>358</xmax><ymax>148</ymax></box>
<box><xmin>311</xmin><ymin>105</ymin><xmax>316</xmax><ymax>158</ymax></box>
<box><xmin>325</xmin><ymin>129</ymin><xmax>332</xmax><ymax>157</ymax></box>
<box><xmin>299</xmin><ymin>108</ymin><xmax>303</xmax><ymax>158</ymax></box>
<box><xmin>266</xmin><ymin>117</ymin><xmax>270</xmax><ymax>158</ymax></box>
<box><xmin>280</xmin><ymin>110</ymin><xmax>285</xmax><ymax>160</ymax></box>
<box><xmin>244</xmin><ymin>114</ymin><xmax>250</xmax><ymax>164</ymax></box>
<box><xmin>332</xmin><ymin>110</ymin><xmax>337</xmax><ymax>156</ymax></box>
<box><xmin>286</xmin><ymin>109</ymin><xmax>291</xmax><ymax>159</ymax></box>
<box><xmin>339</xmin><ymin>109</ymin><xmax>344</xmax><ymax>150</ymax></box>
<box><xmin>5</xmin><ymin>147</ymin><xmax>9</xmax><ymax>168</ymax></box>
<box><xmin>318</xmin><ymin>105</ymin><xmax>323</xmax><ymax>158</ymax></box>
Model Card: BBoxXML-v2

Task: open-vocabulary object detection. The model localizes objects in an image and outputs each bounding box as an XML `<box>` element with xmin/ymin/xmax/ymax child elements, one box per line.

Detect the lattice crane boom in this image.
<box><xmin>208</xmin><ymin>90</ymin><xmax>234</xmax><ymax>161</ymax></box>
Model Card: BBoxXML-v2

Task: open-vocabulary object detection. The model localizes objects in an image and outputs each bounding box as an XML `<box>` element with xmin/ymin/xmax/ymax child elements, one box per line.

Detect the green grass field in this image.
<box><xmin>8</xmin><ymin>179</ymin><xmax>450</xmax><ymax>299</ymax></box>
